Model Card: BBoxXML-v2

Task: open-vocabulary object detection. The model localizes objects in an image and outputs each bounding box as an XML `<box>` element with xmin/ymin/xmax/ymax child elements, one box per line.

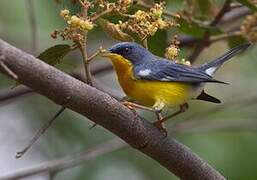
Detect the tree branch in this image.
<box><xmin>0</xmin><ymin>63</ymin><xmax>114</xmax><ymax>104</ymax></box>
<box><xmin>189</xmin><ymin>0</ymin><xmax>232</xmax><ymax>63</ymax></box>
<box><xmin>0</xmin><ymin>138</ymin><xmax>125</xmax><ymax>180</ymax></box>
<box><xmin>0</xmin><ymin>39</ymin><xmax>225</xmax><ymax>180</ymax></box>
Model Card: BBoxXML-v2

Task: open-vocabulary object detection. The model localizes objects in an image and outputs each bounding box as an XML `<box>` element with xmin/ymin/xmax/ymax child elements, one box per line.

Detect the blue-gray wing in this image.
<box><xmin>133</xmin><ymin>59</ymin><xmax>224</xmax><ymax>83</ymax></box>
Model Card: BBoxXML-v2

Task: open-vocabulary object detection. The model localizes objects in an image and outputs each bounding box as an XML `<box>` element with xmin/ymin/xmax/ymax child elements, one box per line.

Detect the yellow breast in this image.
<box><xmin>107</xmin><ymin>54</ymin><xmax>194</xmax><ymax>108</ymax></box>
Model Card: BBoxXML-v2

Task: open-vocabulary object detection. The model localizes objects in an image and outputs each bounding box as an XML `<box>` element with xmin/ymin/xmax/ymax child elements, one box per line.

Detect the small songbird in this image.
<box><xmin>102</xmin><ymin>42</ymin><xmax>250</xmax><ymax>133</ymax></box>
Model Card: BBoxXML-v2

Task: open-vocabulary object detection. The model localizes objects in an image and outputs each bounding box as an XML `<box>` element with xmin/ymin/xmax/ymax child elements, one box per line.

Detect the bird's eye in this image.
<box><xmin>124</xmin><ymin>47</ymin><xmax>130</xmax><ymax>53</ymax></box>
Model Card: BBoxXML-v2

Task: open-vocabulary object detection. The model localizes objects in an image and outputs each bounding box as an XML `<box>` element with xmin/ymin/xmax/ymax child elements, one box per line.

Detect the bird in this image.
<box><xmin>101</xmin><ymin>42</ymin><xmax>251</xmax><ymax>133</ymax></box>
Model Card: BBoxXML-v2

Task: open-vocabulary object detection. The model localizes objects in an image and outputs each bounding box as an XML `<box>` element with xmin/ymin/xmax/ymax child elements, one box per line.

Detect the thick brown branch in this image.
<box><xmin>0</xmin><ymin>39</ymin><xmax>225</xmax><ymax>180</ymax></box>
<box><xmin>0</xmin><ymin>63</ymin><xmax>114</xmax><ymax>103</ymax></box>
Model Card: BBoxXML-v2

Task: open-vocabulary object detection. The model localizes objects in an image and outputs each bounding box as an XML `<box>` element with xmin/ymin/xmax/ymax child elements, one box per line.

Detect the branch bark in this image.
<box><xmin>0</xmin><ymin>63</ymin><xmax>114</xmax><ymax>104</ymax></box>
<box><xmin>0</xmin><ymin>39</ymin><xmax>226</xmax><ymax>180</ymax></box>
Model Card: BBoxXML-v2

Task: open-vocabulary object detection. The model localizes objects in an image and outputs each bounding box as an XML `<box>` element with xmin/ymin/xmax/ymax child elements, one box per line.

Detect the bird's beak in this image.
<box><xmin>100</xmin><ymin>50</ymin><xmax>116</xmax><ymax>58</ymax></box>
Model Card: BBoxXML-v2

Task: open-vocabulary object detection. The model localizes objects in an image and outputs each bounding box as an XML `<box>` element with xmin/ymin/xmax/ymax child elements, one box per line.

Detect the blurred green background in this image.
<box><xmin>1</xmin><ymin>0</ymin><xmax>257</xmax><ymax>180</ymax></box>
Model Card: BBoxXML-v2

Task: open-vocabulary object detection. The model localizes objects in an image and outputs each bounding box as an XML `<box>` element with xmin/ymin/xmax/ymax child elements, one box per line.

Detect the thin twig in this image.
<box><xmin>77</xmin><ymin>0</ymin><xmax>87</xmax><ymax>8</ymax></box>
<box><xmin>208</xmin><ymin>30</ymin><xmax>241</xmax><ymax>42</ymax></box>
<box><xmin>0</xmin><ymin>59</ymin><xmax>18</xmax><ymax>80</ymax></box>
<box><xmin>142</xmin><ymin>38</ymin><xmax>148</xmax><ymax>49</ymax></box>
<box><xmin>79</xmin><ymin>4</ymin><xmax>114</xmax><ymax>85</ymax></box>
<box><xmin>16</xmin><ymin>106</ymin><xmax>67</xmax><ymax>159</ymax></box>
<box><xmin>26</xmin><ymin>0</ymin><xmax>38</xmax><ymax>54</ymax></box>
<box><xmin>0</xmin><ymin>86</ymin><xmax>33</xmax><ymax>102</ymax></box>
<box><xmin>79</xmin><ymin>40</ymin><xmax>92</xmax><ymax>85</ymax></box>
<box><xmin>88</xmin><ymin>47</ymin><xmax>103</xmax><ymax>62</ymax></box>
<box><xmin>171</xmin><ymin>95</ymin><xmax>257</xmax><ymax>129</ymax></box>
<box><xmin>179</xmin><ymin>31</ymin><xmax>241</xmax><ymax>47</ymax></box>
<box><xmin>189</xmin><ymin>0</ymin><xmax>232</xmax><ymax>63</ymax></box>
<box><xmin>78</xmin><ymin>1</ymin><xmax>93</xmax><ymax>86</ymax></box>
<box><xmin>137</xmin><ymin>1</ymin><xmax>179</xmax><ymax>19</ymax></box>
<box><xmin>91</xmin><ymin>8</ymin><xmax>113</xmax><ymax>21</ymax></box>
<box><xmin>179</xmin><ymin>7</ymin><xmax>251</xmax><ymax>47</ymax></box>
<box><xmin>1</xmin><ymin>138</ymin><xmax>125</xmax><ymax>180</ymax></box>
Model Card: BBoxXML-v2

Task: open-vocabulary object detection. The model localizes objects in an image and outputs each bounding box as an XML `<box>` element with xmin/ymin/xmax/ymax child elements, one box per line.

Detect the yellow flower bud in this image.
<box><xmin>148</xmin><ymin>25</ymin><xmax>158</xmax><ymax>36</ymax></box>
<box><xmin>152</xmin><ymin>8</ymin><xmax>163</xmax><ymax>18</ymax></box>
<box><xmin>134</xmin><ymin>10</ymin><xmax>147</xmax><ymax>21</ymax></box>
<box><xmin>70</xmin><ymin>15</ymin><xmax>80</xmax><ymax>27</ymax></box>
<box><xmin>175</xmin><ymin>14</ymin><xmax>181</xmax><ymax>19</ymax></box>
<box><xmin>80</xmin><ymin>20</ymin><xmax>94</xmax><ymax>31</ymax></box>
<box><xmin>156</xmin><ymin>19</ymin><xmax>168</xmax><ymax>29</ymax></box>
<box><xmin>60</xmin><ymin>9</ymin><xmax>69</xmax><ymax>17</ymax></box>
<box><xmin>165</xmin><ymin>46</ymin><xmax>178</xmax><ymax>59</ymax></box>
<box><xmin>184</xmin><ymin>60</ymin><xmax>191</xmax><ymax>66</ymax></box>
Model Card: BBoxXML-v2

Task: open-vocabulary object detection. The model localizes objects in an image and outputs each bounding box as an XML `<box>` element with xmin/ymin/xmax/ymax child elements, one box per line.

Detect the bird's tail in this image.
<box><xmin>197</xmin><ymin>43</ymin><xmax>251</xmax><ymax>76</ymax></box>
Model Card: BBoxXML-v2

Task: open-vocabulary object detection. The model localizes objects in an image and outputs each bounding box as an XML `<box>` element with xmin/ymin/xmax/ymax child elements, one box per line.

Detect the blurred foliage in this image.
<box><xmin>237</xmin><ymin>0</ymin><xmax>257</xmax><ymax>11</ymax></box>
<box><xmin>1</xmin><ymin>0</ymin><xmax>257</xmax><ymax>180</ymax></box>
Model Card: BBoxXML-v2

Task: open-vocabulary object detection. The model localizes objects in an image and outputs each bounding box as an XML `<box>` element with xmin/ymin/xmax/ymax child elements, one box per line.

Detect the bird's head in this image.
<box><xmin>101</xmin><ymin>42</ymin><xmax>152</xmax><ymax>65</ymax></box>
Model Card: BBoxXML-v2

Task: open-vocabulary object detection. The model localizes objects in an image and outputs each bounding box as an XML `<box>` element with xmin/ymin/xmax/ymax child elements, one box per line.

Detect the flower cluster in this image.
<box><xmin>93</xmin><ymin>0</ymin><xmax>132</xmax><ymax>16</ymax></box>
<box><xmin>164</xmin><ymin>36</ymin><xmax>190</xmax><ymax>66</ymax></box>
<box><xmin>118</xmin><ymin>2</ymin><xmax>178</xmax><ymax>40</ymax></box>
<box><xmin>177</xmin><ymin>58</ymin><xmax>191</xmax><ymax>66</ymax></box>
<box><xmin>114</xmin><ymin>0</ymin><xmax>133</xmax><ymax>14</ymax></box>
<box><xmin>51</xmin><ymin>9</ymin><xmax>94</xmax><ymax>44</ymax></box>
<box><xmin>60</xmin><ymin>9</ymin><xmax>93</xmax><ymax>31</ymax></box>
<box><xmin>165</xmin><ymin>45</ymin><xmax>179</xmax><ymax>59</ymax></box>
<box><xmin>240</xmin><ymin>13</ymin><xmax>257</xmax><ymax>42</ymax></box>
<box><xmin>165</xmin><ymin>45</ymin><xmax>190</xmax><ymax>66</ymax></box>
<box><xmin>165</xmin><ymin>35</ymin><xmax>180</xmax><ymax>59</ymax></box>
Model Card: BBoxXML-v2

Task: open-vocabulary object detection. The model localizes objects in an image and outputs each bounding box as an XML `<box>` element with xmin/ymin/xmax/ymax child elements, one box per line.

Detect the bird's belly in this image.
<box><xmin>119</xmin><ymin>75</ymin><xmax>194</xmax><ymax>108</ymax></box>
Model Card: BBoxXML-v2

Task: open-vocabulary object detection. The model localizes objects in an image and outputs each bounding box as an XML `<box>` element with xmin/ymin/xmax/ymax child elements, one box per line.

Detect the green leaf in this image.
<box><xmin>12</xmin><ymin>44</ymin><xmax>72</xmax><ymax>89</ymax></box>
<box><xmin>38</xmin><ymin>44</ymin><xmax>71</xmax><ymax>66</ymax></box>
<box><xmin>178</xmin><ymin>18</ymin><xmax>222</xmax><ymax>38</ymax></box>
<box><xmin>98</xmin><ymin>18</ymin><xmax>134</xmax><ymax>42</ymax></box>
<box><xmin>228</xmin><ymin>35</ymin><xmax>248</xmax><ymax>48</ymax></box>
<box><xmin>237</xmin><ymin>0</ymin><xmax>257</xmax><ymax>11</ymax></box>
<box><xmin>148</xmin><ymin>30</ymin><xmax>167</xmax><ymax>56</ymax></box>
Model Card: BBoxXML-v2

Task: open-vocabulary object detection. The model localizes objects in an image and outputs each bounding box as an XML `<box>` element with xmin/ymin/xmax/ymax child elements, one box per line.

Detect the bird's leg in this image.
<box><xmin>122</xmin><ymin>101</ymin><xmax>157</xmax><ymax>115</ymax></box>
<box><xmin>90</xmin><ymin>98</ymin><xmax>141</xmax><ymax>129</ymax></box>
<box><xmin>122</xmin><ymin>101</ymin><xmax>168</xmax><ymax>136</ymax></box>
<box><xmin>162</xmin><ymin>103</ymin><xmax>188</xmax><ymax>123</ymax></box>
<box><xmin>154</xmin><ymin>112</ymin><xmax>168</xmax><ymax>136</ymax></box>
<box><xmin>151</xmin><ymin>101</ymin><xmax>168</xmax><ymax>135</ymax></box>
<box><xmin>153</xmin><ymin>103</ymin><xmax>188</xmax><ymax>133</ymax></box>
<box><xmin>120</xmin><ymin>96</ymin><xmax>131</xmax><ymax>102</ymax></box>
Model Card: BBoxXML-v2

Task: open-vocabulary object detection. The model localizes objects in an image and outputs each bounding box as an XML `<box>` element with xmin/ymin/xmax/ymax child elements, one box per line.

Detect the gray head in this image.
<box><xmin>108</xmin><ymin>42</ymin><xmax>153</xmax><ymax>65</ymax></box>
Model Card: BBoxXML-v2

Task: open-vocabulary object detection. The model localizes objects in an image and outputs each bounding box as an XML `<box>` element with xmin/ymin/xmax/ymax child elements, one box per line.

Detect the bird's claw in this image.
<box><xmin>122</xmin><ymin>102</ymin><xmax>138</xmax><ymax>116</ymax></box>
<box><xmin>153</xmin><ymin>121</ymin><xmax>168</xmax><ymax>137</ymax></box>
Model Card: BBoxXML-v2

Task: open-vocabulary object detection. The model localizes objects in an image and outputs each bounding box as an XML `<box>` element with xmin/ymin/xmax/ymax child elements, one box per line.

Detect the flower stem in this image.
<box><xmin>79</xmin><ymin>35</ymin><xmax>92</xmax><ymax>85</ymax></box>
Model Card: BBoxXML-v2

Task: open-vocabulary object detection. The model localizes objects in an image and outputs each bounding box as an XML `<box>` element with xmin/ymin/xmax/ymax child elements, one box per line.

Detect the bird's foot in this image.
<box><xmin>122</xmin><ymin>101</ymin><xmax>138</xmax><ymax>116</ymax></box>
<box><xmin>153</xmin><ymin>121</ymin><xmax>167</xmax><ymax>137</ymax></box>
